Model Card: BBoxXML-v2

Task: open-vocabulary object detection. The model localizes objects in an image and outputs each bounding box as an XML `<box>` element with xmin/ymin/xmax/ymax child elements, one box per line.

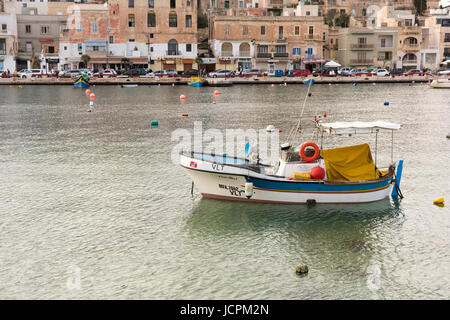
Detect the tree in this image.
<box><xmin>198</xmin><ymin>13</ymin><xmax>208</xmax><ymax>29</ymax></box>
<box><xmin>335</xmin><ymin>12</ymin><xmax>350</xmax><ymax>28</ymax></box>
<box><xmin>80</xmin><ymin>54</ymin><xmax>91</xmax><ymax>68</ymax></box>
<box><xmin>414</xmin><ymin>0</ymin><xmax>427</xmax><ymax>16</ymax></box>
<box><xmin>195</xmin><ymin>56</ymin><xmax>203</xmax><ymax>74</ymax></box>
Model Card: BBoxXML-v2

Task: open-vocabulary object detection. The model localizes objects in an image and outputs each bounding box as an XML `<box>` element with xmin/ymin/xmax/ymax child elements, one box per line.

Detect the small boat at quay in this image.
<box><xmin>73</xmin><ymin>75</ymin><xmax>90</xmax><ymax>88</ymax></box>
<box><xmin>430</xmin><ymin>79</ymin><xmax>450</xmax><ymax>88</ymax></box>
<box><xmin>187</xmin><ymin>76</ymin><xmax>206</xmax><ymax>87</ymax></box>
<box><xmin>180</xmin><ymin>83</ymin><xmax>404</xmax><ymax>205</ymax></box>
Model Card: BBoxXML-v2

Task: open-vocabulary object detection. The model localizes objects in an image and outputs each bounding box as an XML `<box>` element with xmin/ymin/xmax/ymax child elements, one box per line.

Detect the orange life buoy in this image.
<box><xmin>299</xmin><ymin>142</ymin><xmax>320</xmax><ymax>162</ymax></box>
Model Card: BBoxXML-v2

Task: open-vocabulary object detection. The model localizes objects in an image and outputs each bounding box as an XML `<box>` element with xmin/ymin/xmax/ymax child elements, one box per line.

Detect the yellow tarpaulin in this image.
<box><xmin>321</xmin><ymin>144</ymin><xmax>377</xmax><ymax>181</ymax></box>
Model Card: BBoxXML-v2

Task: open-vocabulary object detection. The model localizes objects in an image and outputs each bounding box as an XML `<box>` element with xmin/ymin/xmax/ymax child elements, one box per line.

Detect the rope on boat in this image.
<box><xmin>287</xmin><ymin>81</ymin><xmax>314</xmax><ymax>147</ymax></box>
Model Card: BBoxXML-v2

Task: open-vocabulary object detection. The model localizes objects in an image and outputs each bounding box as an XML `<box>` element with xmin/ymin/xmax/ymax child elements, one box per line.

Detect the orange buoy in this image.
<box><xmin>310</xmin><ymin>166</ymin><xmax>325</xmax><ymax>180</ymax></box>
<box><xmin>212</xmin><ymin>100</ymin><xmax>216</xmax><ymax>104</ymax></box>
<box><xmin>299</xmin><ymin>142</ymin><xmax>320</xmax><ymax>162</ymax></box>
<box><xmin>323</xmin><ymin>112</ymin><xmax>327</xmax><ymax>118</ymax></box>
<box><xmin>278</xmin><ymin>129</ymin><xmax>282</xmax><ymax>133</ymax></box>
<box><xmin>85</xmin><ymin>89</ymin><xmax>91</xmax><ymax>95</ymax></box>
<box><xmin>89</xmin><ymin>93</ymin><xmax>95</xmax><ymax>100</ymax></box>
<box><xmin>181</xmin><ymin>113</ymin><xmax>189</xmax><ymax>117</ymax></box>
<box><xmin>180</xmin><ymin>95</ymin><xmax>186</xmax><ymax>100</ymax></box>
<box><xmin>214</xmin><ymin>90</ymin><xmax>220</xmax><ymax>96</ymax></box>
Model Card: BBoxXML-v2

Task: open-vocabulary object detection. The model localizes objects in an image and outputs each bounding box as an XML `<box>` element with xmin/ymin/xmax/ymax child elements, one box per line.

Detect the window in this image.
<box><xmin>362</xmin><ymin>8</ymin><xmax>366</xmax><ymax>16</ymax></box>
<box><xmin>261</xmin><ymin>26</ymin><xmax>265</xmax><ymax>35</ymax></box>
<box><xmin>0</xmin><ymin>39</ymin><xmax>5</xmax><ymax>55</ymax></box>
<box><xmin>170</xmin><ymin>0</ymin><xmax>176</xmax><ymax>9</ymax></box>
<box><xmin>322</xmin><ymin>32</ymin><xmax>326</xmax><ymax>41</ymax></box>
<box><xmin>243</xmin><ymin>26</ymin><xmax>248</xmax><ymax>35</ymax></box>
<box><xmin>2</xmin><ymin>24</ymin><xmax>7</xmax><ymax>31</ymax></box>
<box><xmin>224</xmin><ymin>0</ymin><xmax>229</xmax><ymax>8</ymax></box>
<box><xmin>445</xmin><ymin>33</ymin><xmax>450</xmax><ymax>42</ymax></box>
<box><xmin>129</xmin><ymin>0</ymin><xmax>134</xmax><ymax>8</ymax></box>
<box><xmin>48</xmin><ymin>46</ymin><xmax>55</xmax><ymax>54</ymax></box>
<box><xmin>309</xmin><ymin>26</ymin><xmax>314</xmax><ymax>34</ymax></box>
<box><xmin>148</xmin><ymin>0</ymin><xmax>154</xmax><ymax>8</ymax></box>
<box><xmin>211</xmin><ymin>0</ymin><xmax>216</xmax><ymax>8</ymax></box>
<box><xmin>41</xmin><ymin>25</ymin><xmax>49</xmax><ymax>34</ymax></box>
<box><xmin>306</xmin><ymin>11</ymin><xmax>310</xmax><ymax>16</ymax></box>
<box><xmin>77</xmin><ymin>43</ymin><xmax>83</xmax><ymax>52</ymax></box>
<box><xmin>187</xmin><ymin>1</ymin><xmax>190</xmax><ymax>6</ymax></box>
<box><xmin>77</xmin><ymin>24</ymin><xmax>82</xmax><ymax>32</ymax></box>
<box><xmin>92</xmin><ymin>22</ymin><xmax>97</xmax><ymax>33</ymax></box>
<box><xmin>148</xmin><ymin>12</ymin><xmax>156</xmax><ymax>27</ymax></box>
<box><xmin>295</xmin><ymin>26</ymin><xmax>300</xmax><ymax>35</ymax></box>
<box><xmin>293</xmin><ymin>48</ymin><xmax>301</xmax><ymax>56</ymax></box>
<box><xmin>186</xmin><ymin>44</ymin><xmax>192</xmax><ymax>52</ymax></box>
<box><xmin>169</xmin><ymin>12</ymin><xmax>177</xmax><ymax>27</ymax></box>
<box><xmin>357</xmin><ymin>52</ymin><xmax>367</xmax><ymax>61</ymax></box>
<box><xmin>275</xmin><ymin>45</ymin><xmax>286</xmax><ymax>53</ymax></box>
<box><xmin>257</xmin><ymin>45</ymin><xmax>268</xmax><ymax>53</ymax></box>
<box><xmin>279</xmin><ymin>26</ymin><xmax>283</xmax><ymax>38</ymax></box>
<box><xmin>25</xmin><ymin>25</ymin><xmax>31</xmax><ymax>33</ymax></box>
<box><xmin>225</xmin><ymin>26</ymin><xmax>230</xmax><ymax>36</ymax></box>
<box><xmin>405</xmin><ymin>19</ymin><xmax>412</xmax><ymax>27</ymax></box>
<box><xmin>380</xmin><ymin>38</ymin><xmax>386</xmax><ymax>48</ymax></box>
<box><xmin>109</xmin><ymin>36</ymin><xmax>114</xmax><ymax>44</ymax></box>
<box><xmin>358</xmin><ymin>37</ymin><xmax>367</xmax><ymax>44</ymax></box>
<box><xmin>186</xmin><ymin>15</ymin><xmax>192</xmax><ymax>28</ymax></box>
<box><xmin>129</xmin><ymin>14</ymin><xmax>135</xmax><ymax>27</ymax></box>
<box><xmin>239</xmin><ymin>0</ymin><xmax>244</xmax><ymax>8</ymax></box>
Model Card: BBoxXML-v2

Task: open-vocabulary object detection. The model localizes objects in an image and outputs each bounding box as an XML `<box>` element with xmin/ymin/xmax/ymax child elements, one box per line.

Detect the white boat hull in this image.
<box><xmin>181</xmin><ymin>154</ymin><xmax>395</xmax><ymax>204</ymax></box>
<box><xmin>430</xmin><ymin>79</ymin><xmax>450</xmax><ymax>88</ymax></box>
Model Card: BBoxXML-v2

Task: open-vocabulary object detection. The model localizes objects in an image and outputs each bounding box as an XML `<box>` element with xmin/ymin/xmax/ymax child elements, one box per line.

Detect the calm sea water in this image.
<box><xmin>0</xmin><ymin>83</ymin><xmax>449</xmax><ymax>299</ymax></box>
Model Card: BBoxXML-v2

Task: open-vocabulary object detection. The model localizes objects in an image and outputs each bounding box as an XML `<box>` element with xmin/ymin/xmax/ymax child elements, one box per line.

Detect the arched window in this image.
<box><xmin>239</xmin><ymin>43</ymin><xmax>250</xmax><ymax>57</ymax></box>
<box><xmin>405</xmin><ymin>37</ymin><xmax>418</xmax><ymax>46</ymax></box>
<box><xmin>168</xmin><ymin>39</ymin><xmax>178</xmax><ymax>55</ymax></box>
<box><xmin>169</xmin><ymin>12</ymin><xmax>177</xmax><ymax>28</ymax></box>
<box><xmin>221</xmin><ymin>42</ymin><xmax>233</xmax><ymax>57</ymax></box>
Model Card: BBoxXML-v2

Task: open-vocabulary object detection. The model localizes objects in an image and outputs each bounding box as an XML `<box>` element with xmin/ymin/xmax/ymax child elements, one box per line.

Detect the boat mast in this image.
<box><xmin>286</xmin><ymin>81</ymin><xmax>314</xmax><ymax>147</ymax></box>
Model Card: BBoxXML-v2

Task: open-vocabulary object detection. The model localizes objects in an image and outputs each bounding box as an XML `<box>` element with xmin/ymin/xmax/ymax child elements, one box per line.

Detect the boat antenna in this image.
<box><xmin>286</xmin><ymin>80</ymin><xmax>314</xmax><ymax>147</ymax></box>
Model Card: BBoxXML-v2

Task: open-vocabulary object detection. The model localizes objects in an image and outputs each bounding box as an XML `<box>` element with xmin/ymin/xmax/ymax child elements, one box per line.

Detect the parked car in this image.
<box><xmin>243</xmin><ymin>69</ymin><xmax>265</xmax><ymax>76</ymax></box>
<box><xmin>94</xmin><ymin>69</ymin><xmax>117</xmax><ymax>78</ymax></box>
<box><xmin>120</xmin><ymin>68</ymin><xmax>147</xmax><ymax>77</ymax></box>
<box><xmin>337</xmin><ymin>67</ymin><xmax>352</xmax><ymax>76</ymax></box>
<box><xmin>17</xmin><ymin>69</ymin><xmax>44</xmax><ymax>79</ymax></box>
<box><xmin>166</xmin><ymin>69</ymin><xmax>178</xmax><ymax>76</ymax></box>
<box><xmin>349</xmin><ymin>68</ymin><xmax>370</xmax><ymax>76</ymax></box>
<box><xmin>183</xmin><ymin>69</ymin><xmax>199</xmax><ymax>76</ymax></box>
<box><xmin>78</xmin><ymin>69</ymin><xmax>94</xmax><ymax>78</ymax></box>
<box><xmin>208</xmin><ymin>69</ymin><xmax>234</xmax><ymax>78</ymax></box>
<box><xmin>151</xmin><ymin>70</ymin><xmax>168</xmax><ymax>77</ymax></box>
<box><xmin>390</xmin><ymin>68</ymin><xmax>405</xmax><ymax>76</ymax></box>
<box><xmin>406</xmin><ymin>69</ymin><xmax>426</xmax><ymax>76</ymax></box>
<box><xmin>376</xmin><ymin>69</ymin><xmax>390</xmax><ymax>77</ymax></box>
<box><xmin>288</xmin><ymin>69</ymin><xmax>312</xmax><ymax>77</ymax></box>
<box><xmin>267</xmin><ymin>69</ymin><xmax>284</xmax><ymax>77</ymax></box>
<box><xmin>438</xmin><ymin>69</ymin><xmax>450</xmax><ymax>75</ymax></box>
<box><xmin>59</xmin><ymin>70</ymin><xmax>83</xmax><ymax>78</ymax></box>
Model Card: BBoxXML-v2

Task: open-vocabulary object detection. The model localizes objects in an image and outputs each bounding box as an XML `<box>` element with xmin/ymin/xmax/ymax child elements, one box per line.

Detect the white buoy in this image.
<box><xmin>245</xmin><ymin>182</ymin><xmax>254</xmax><ymax>199</ymax></box>
<box><xmin>266</xmin><ymin>125</ymin><xmax>276</xmax><ymax>132</ymax></box>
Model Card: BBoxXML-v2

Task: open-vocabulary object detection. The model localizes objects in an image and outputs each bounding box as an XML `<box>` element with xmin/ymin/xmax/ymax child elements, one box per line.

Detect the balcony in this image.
<box><xmin>273</xmin><ymin>52</ymin><xmax>289</xmax><ymax>58</ymax></box>
<box><xmin>402</xmin><ymin>59</ymin><xmax>418</xmax><ymax>65</ymax></box>
<box><xmin>256</xmin><ymin>52</ymin><xmax>272</xmax><ymax>59</ymax></box>
<box><xmin>350</xmin><ymin>59</ymin><xmax>373</xmax><ymax>65</ymax></box>
<box><xmin>166</xmin><ymin>50</ymin><xmax>181</xmax><ymax>56</ymax></box>
<box><xmin>401</xmin><ymin>43</ymin><xmax>419</xmax><ymax>52</ymax></box>
<box><xmin>239</xmin><ymin>51</ymin><xmax>250</xmax><ymax>57</ymax></box>
<box><xmin>277</xmin><ymin>37</ymin><xmax>287</xmax><ymax>43</ymax></box>
<box><xmin>401</xmin><ymin>27</ymin><xmax>420</xmax><ymax>36</ymax></box>
<box><xmin>304</xmin><ymin>34</ymin><xmax>322</xmax><ymax>41</ymax></box>
<box><xmin>351</xmin><ymin>44</ymin><xmax>374</xmax><ymax>50</ymax></box>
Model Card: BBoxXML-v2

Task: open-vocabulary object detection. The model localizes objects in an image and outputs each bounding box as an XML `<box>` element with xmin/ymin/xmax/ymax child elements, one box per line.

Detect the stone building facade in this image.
<box><xmin>0</xmin><ymin>12</ymin><xmax>17</xmax><ymax>72</ymax></box>
<box><xmin>210</xmin><ymin>14</ymin><xmax>327</xmax><ymax>72</ymax></box>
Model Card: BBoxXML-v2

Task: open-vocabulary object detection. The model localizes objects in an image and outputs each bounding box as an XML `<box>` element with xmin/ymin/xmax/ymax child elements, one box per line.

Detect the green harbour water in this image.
<box><xmin>0</xmin><ymin>83</ymin><xmax>449</xmax><ymax>299</ymax></box>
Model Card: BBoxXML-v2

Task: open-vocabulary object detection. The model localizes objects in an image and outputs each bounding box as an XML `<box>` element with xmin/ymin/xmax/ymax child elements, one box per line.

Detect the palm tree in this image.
<box><xmin>195</xmin><ymin>56</ymin><xmax>203</xmax><ymax>75</ymax></box>
<box><xmin>80</xmin><ymin>54</ymin><xmax>91</xmax><ymax>68</ymax></box>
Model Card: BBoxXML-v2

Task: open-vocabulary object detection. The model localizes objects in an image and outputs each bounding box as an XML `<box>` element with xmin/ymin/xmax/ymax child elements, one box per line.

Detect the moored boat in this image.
<box><xmin>430</xmin><ymin>79</ymin><xmax>450</xmax><ymax>88</ymax></box>
<box><xmin>73</xmin><ymin>75</ymin><xmax>90</xmax><ymax>88</ymax></box>
<box><xmin>180</xmin><ymin>82</ymin><xmax>404</xmax><ymax>205</ymax></box>
<box><xmin>187</xmin><ymin>76</ymin><xmax>206</xmax><ymax>87</ymax></box>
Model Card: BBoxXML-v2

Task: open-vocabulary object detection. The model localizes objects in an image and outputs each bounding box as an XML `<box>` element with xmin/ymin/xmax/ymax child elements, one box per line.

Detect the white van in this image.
<box><xmin>17</xmin><ymin>69</ymin><xmax>43</xmax><ymax>79</ymax></box>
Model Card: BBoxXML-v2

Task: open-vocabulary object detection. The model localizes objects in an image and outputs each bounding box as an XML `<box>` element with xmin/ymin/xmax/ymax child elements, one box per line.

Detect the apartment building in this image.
<box><xmin>0</xmin><ymin>12</ymin><xmax>17</xmax><ymax>72</ymax></box>
<box><xmin>427</xmin><ymin>6</ymin><xmax>450</xmax><ymax>62</ymax></box>
<box><xmin>111</xmin><ymin>0</ymin><xmax>198</xmax><ymax>72</ymax></box>
<box><xmin>210</xmin><ymin>14</ymin><xmax>326</xmax><ymax>72</ymax></box>
<box><xmin>337</xmin><ymin>27</ymin><xmax>377</xmax><ymax>67</ymax></box>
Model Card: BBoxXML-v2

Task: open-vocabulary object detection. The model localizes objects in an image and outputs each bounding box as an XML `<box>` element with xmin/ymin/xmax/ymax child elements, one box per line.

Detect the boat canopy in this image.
<box><xmin>320</xmin><ymin>121</ymin><xmax>401</xmax><ymax>135</ymax></box>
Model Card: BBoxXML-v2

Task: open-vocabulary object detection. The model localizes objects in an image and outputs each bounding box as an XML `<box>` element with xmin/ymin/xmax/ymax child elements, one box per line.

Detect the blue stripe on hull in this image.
<box><xmin>250</xmin><ymin>176</ymin><xmax>392</xmax><ymax>193</ymax></box>
<box><xmin>188</xmin><ymin>82</ymin><xmax>205</xmax><ymax>87</ymax></box>
<box><xmin>73</xmin><ymin>81</ymin><xmax>89</xmax><ymax>88</ymax></box>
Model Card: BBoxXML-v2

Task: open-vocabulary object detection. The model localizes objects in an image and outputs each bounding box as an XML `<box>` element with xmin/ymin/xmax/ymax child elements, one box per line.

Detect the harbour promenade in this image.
<box><xmin>0</xmin><ymin>75</ymin><xmax>445</xmax><ymax>86</ymax></box>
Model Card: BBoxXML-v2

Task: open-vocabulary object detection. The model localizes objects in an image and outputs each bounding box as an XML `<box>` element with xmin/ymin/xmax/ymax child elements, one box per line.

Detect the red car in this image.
<box><xmin>289</xmin><ymin>69</ymin><xmax>312</xmax><ymax>77</ymax></box>
<box><xmin>406</xmin><ymin>69</ymin><xmax>426</xmax><ymax>76</ymax></box>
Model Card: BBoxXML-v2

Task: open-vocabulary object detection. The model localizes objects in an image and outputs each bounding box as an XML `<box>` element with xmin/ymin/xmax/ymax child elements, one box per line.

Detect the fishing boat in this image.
<box><xmin>430</xmin><ymin>79</ymin><xmax>450</xmax><ymax>88</ymax></box>
<box><xmin>121</xmin><ymin>84</ymin><xmax>138</xmax><ymax>88</ymax></box>
<box><xmin>180</xmin><ymin>83</ymin><xmax>404</xmax><ymax>205</ymax></box>
<box><xmin>187</xmin><ymin>76</ymin><xmax>206</xmax><ymax>87</ymax></box>
<box><xmin>73</xmin><ymin>75</ymin><xmax>90</xmax><ymax>88</ymax></box>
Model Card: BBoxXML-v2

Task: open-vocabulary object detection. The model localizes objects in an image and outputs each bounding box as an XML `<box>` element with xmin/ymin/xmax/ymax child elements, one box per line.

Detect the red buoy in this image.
<box><xmin>278</xmin><ymin>129</ymin><xmax>282</xmax><ymax>133</ymax></box>
<box><xmin>323</xmin><ymin>112</ymin><xmax>327</xmax><ymax>118</ymax></box>
<box><xmin>180</xmin><ymin>95</ymin><xmax>186</xmax><ymax>100</ymax></box>
<box><xmin>181</xmin><ymin>113</ymin><xmax>189</xmax><ymax>117</ymax></box>
<box><xmin>85</xmin><ymin>89</ymin><xmax>91</xmax><ymax>95</ymax></box>
<box><xmin>89</xmin><ymin>93</ymin><xmax>95</xmax><ymax>100</ymax></box>
<box><xmin>310</xmin><ymin>166</ymin><xmax>325</xmax><ymax>180</ymax></box>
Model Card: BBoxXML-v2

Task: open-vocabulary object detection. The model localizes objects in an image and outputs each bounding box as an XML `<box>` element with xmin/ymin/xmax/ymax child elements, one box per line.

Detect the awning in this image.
<box><xmin>320</xmin><ymin>121</ymin><xmax>401</xmax><ymax>135</ymax></box>
<box><xmin>201</xmin><ymin>58</ymin><xmax>217</xmax><ymax>64</ymax></box>
<box><xmin>16</xmin><ymin>56</ymin><xmax>31</xmax><ymax>61</ymax></box>
<box><xmin>85</xmin><ymin>40</ymin><xmax>107</xmax><ymax>46</ymax></box>
<box><xmin>324</xmin><ymin>60</ymin><xmax>341</xmax><ymax>67</ymax></box>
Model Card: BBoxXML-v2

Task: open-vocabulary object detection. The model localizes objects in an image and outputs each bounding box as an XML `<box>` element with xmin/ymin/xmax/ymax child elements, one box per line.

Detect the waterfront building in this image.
<box><xmin>210</xmin><ymin>14</ymin><xmax>326</xmax><ymax>72</ymax></box>
<box><xmin>427</xmin><ymin>6</ymin><xmax>450</xmax><ymax>62</ymax></box>
<box><xmin>0</xmin><ymin>12</ymin><xmax>17</xmax><ymax>72</ymax></box>
<box><xmin>110</xmin><ymin>0</ymin><xmax>198</xmax><ymax>72</ymax></box>
<box><xmin>16</xmin><ymin>12</ymin><xmax>66</xmax><ymax>71</ymax></box>
<box><xmin>337</xmin><ymin>27</ymin><xmax>377</xmax><ymax>67</ymax></box>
